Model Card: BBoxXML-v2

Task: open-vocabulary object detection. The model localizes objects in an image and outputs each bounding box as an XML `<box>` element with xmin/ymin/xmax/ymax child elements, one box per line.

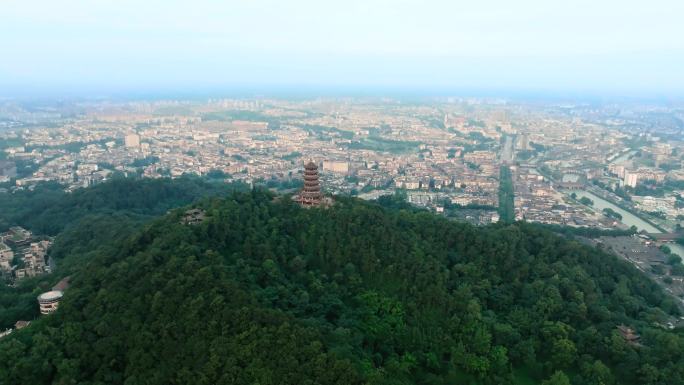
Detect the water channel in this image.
<box><xmin>570</xmin><ymin>190</ymin><xmax>662</xmax><ymax>233</ymax></box>
<box><xmin>610</xmin><ymin>149</ymin><xmax>637</xmax><ymax>164</ymax></box>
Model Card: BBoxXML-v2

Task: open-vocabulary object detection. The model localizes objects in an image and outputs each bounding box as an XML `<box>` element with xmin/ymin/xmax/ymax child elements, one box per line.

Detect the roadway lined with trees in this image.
<box><xmin>498</xmin><ymin>166</ymin><xmax>515</xmax><ymax>223</ymax></box>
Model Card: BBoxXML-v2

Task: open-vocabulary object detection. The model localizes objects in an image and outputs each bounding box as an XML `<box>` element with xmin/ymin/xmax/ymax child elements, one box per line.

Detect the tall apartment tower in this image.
<box><xmin>624</xmin><ymin>172</ymin><xmax>639</xmax><ymax>188</ymax></box>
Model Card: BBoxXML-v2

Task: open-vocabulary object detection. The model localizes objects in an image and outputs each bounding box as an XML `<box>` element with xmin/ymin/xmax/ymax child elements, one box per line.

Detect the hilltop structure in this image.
<box><xmin>38</xmin><ymin>290</ymin><xmax>63</xmax><ymax>315</ymax></box>
<box><xmin>297</xmin><ymin>160</ymin><xmax>323</xmax><ymax>207</ymax></box>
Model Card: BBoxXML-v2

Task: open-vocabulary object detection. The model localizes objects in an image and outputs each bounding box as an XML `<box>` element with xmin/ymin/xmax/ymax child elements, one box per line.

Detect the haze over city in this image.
<box><xmin>2</xmin><ymin>0</ymin><xmax>684</xmax><ymax>97</ymax></box>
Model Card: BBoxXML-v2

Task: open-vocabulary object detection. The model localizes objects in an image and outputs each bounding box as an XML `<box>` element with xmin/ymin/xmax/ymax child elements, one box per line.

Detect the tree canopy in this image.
<box><xmin>1</xmin><ymin>186</ymin><xmax>684</xmax><ymax>384</ymax></box>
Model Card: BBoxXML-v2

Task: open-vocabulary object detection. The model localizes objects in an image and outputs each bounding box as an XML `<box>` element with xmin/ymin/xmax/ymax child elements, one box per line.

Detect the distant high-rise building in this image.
<box><xmin>624</xmin><ymin>172</ymin><xmax>639</xmax><ymax>188</ymax></box>
<box><xmin>125</xmin><ymin>134</ymin><xmax>140</xmax><ymax>148</ymax></box>
<box><xmin>298</xmin><ymin>160</ymin><xmax>322</xmax><ymax>207</ymax></box>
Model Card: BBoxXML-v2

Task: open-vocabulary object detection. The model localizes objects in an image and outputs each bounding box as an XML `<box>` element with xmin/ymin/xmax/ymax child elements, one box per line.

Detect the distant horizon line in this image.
<box><xmin>1</xmin><ymin>84</ymin><xmax>683</xmax><ymax>103</ymax></box>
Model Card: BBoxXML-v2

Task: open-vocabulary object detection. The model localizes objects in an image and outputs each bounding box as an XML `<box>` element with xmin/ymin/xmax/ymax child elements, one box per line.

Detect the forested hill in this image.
<box><xmin>0</xmin><ymin>176</ymin><xmax>249</xmax><ymax>235</ymax></box>
<box><xmin>2</xmin><ymin>190</ymin><xmax>684</xmax><ymax>385</ymax></box>
<box><xmin>0</xmin><ymin>177</ymin><xmax>248</xmax><ymax>330</ymax></box>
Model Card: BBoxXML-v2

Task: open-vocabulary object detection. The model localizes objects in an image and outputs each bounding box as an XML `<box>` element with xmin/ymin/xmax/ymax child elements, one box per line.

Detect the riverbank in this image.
<box><xmin>568</xmin><ymin>190</ymin><xmax>663</xmax><ymax>233</ymax></box>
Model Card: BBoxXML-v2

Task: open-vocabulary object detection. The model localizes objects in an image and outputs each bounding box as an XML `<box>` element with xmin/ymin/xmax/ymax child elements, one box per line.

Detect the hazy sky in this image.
<box><xmin>2</xmin><ymin>0</ymin><xmax>683</xmax><ymax>96</ymax></box>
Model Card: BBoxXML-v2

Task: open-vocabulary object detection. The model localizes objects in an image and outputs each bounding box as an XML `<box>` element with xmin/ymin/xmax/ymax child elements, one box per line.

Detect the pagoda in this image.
<box><xmin>298</xmin><ymin>160</ymin><xmax>323</xmax><ymax>207</ymax></box>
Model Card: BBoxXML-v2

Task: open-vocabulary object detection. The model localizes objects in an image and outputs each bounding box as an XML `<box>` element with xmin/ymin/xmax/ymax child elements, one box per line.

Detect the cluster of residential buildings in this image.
<box><xmin>0</xmin><ymin>99</ymin><xmax>505</xmax><ymax>221</ymax></box>
<box><xmin>0</xmin><ymin>227</ymin><xmax>52</xmax><ymax>281</ymax></box>
<box><xmin>1</xmin><ymin>98</ymin><xmax>683</xmax><ymax>230</ymax></box>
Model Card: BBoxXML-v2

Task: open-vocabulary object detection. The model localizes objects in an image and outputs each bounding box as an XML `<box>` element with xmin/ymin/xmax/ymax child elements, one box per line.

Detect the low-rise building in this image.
<box><xmin>38</xmin><ymin>291</ymin><xmax>64</xmax><ymax>315</ymax></box>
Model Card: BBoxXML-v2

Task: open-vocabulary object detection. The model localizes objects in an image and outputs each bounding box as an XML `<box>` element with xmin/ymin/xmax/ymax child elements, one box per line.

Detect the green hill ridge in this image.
<box><xmin>1</xmin><ymin>186</ymin><xmax>684</xmax><ymax>384</ymax></box>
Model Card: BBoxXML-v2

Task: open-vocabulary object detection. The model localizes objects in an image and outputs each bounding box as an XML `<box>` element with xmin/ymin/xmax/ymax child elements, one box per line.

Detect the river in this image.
<box><xmin>610</xmin><ymin>149</ymin><xmax>637</xmax><ymax>164</ymax></box>
<box><xmin>570</xmin><ymin>190</ymin><xmax>662</xmax><ymax>233</ymax></box>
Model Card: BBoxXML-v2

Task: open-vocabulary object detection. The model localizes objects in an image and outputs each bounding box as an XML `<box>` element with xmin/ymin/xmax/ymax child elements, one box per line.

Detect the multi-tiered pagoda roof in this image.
<box><xmin>299</xmin><ymin>160</ymin><xmax>322</xmax><ymax>207</ymax></box>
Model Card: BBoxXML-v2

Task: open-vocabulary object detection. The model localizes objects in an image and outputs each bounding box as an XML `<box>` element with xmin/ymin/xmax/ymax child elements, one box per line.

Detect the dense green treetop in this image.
<box><xmin>1</xmin><ymin>186</ymin><xmax>684</xmax><ymax>384</ymax></box>
<box><xmin>0</xmin><ymin>177</ymin><xmax>249</xmax><ymax>329</ymax></box>
<box><xmin>0</xmin><ymin>175</ymin><xmax>248</xmax><ymax>235</ymax></box>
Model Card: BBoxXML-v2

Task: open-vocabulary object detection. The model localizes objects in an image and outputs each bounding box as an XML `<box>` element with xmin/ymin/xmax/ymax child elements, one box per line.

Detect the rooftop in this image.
<box><xmin>38</xmin><ymin>290</ymin><xmax>63</xmax><ymax>302</ymax></box>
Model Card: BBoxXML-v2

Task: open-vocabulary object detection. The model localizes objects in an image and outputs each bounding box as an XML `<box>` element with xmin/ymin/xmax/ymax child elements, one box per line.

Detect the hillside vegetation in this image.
<box><xmin>1</xmin><ymin>189</ymin><xmax>683</xmax><ymax>384</ymax></box>
<box><xmin>0</xmin><ymin>177</ymin><xmax>248</xmax><ymax>329</ymax></box>
<box><xmin>0</xmin><ymin>176</ymin><xmax>248</xmax><ymax>235</ymax></box>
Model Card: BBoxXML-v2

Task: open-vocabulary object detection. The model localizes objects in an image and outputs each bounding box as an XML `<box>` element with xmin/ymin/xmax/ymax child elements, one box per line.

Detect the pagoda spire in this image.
<box><xmin>298</xmin><ymin>159</ymin><xmax>322</xmax><ymax>207</ymax></box>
